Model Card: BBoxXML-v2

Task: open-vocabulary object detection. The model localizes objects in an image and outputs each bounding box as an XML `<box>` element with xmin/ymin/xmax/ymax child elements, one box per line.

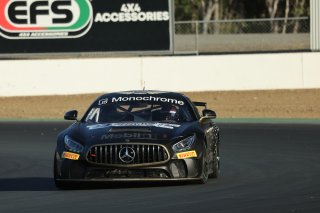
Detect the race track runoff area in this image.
<box><xmin>0</xmin><ymin>89</ymin><xmax>319</xmax><ymax>119</ymax></box>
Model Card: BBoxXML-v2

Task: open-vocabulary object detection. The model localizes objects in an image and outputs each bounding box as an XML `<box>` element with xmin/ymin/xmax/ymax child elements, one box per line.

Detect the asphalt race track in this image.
<box><xmin>0</xmin><ymin>121</ymin><xmax>319</xmax><ymax>213</ymax></box>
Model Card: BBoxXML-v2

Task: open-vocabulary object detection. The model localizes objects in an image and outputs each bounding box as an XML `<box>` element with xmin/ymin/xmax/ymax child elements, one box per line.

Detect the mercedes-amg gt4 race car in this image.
<box><xmin>54</xmin><ymin>91</ymin><xmax>220</xmax><ymax>187</ymax></box>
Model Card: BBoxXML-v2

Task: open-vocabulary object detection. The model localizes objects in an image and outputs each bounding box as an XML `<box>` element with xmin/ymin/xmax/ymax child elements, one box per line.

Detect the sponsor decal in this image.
<box><xmin>62</xmin><ymin>151</ymin><xmax>80</xmax><ymax>160</ymax></box>
<box><xmin>101</xmin><ymin>132</ymin><xmax>153</xmax><ymax>140</ymax></box>
<box><xmin>87</xmin><ymin>123</ymin><xmax>110</xmax><ymax>130</ymax></box>
<box><xmin>176</xmin><ymin>150</ymin><xmax>197</xmax><ymax>159</ymax></box>
<box><xmin>111</xmin><ymin>122</ymin><xmax>181</xmax><ymax>129</ymax></box>
<box><xmin>98</xmin><ymin>98</ymin><xmax>108</xmax><ymax>105</ymax></box>
<box><xmin>95</xmin><ymin>3</ymin><xmax>170</xmax><ymax>23</ymax></box>
<box><xmin>87</xmin><ymin>122</ymin><xmax>181</xmax><ymax>130</ymax></box>
<box><xmin>0</xmin><ymin>0</ymin><xmax>93</xmax><ymax>39</ymax></box>
<box><xmin>109</xmin><ymin>96</ymin><xmax>184</xmax><ymax>106</ymax></box>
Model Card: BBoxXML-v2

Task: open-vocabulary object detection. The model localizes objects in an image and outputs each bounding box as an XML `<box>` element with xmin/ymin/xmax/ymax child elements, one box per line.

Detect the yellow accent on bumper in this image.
<box><xmin>62</xmin><ymin>152</ymin><xmax>80</xmax><ymax>160</ymax></box>
<box><xmin>176</xmin><ymin>150</ymin><xmax>197</xmax><ymax>159</ymax></box>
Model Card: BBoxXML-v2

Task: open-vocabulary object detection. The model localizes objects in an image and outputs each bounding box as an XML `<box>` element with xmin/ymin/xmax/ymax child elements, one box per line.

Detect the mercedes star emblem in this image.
<box><xmin>119</xmin><ymin>146</ymin><xmax>135</xmax><ymax>163</ymax></box>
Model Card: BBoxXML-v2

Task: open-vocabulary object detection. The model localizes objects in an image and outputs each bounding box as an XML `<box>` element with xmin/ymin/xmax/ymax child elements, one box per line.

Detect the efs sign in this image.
<box><xmin>0</xmin><ymin>0</ymin><xmax>92</xmax><ymax>39</ymax></box>
<box><xmin>0</xmin><ymin>0</ymin><xmax>172</xmax><ymax>54</ymax></box>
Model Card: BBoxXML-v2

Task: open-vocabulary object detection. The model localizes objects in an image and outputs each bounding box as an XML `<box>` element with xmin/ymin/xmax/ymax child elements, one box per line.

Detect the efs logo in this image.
<box><xmin>0</xmin><ymin>0</ymin><xmax>93</xmax><ymax>39</ymax></box>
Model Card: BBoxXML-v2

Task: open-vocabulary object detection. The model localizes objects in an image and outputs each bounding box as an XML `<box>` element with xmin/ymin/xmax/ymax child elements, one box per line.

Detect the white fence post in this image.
<box><xmin>311</xmin><ymin>0</ymin><xmax>320</xmax><ymax>51</ymax></box>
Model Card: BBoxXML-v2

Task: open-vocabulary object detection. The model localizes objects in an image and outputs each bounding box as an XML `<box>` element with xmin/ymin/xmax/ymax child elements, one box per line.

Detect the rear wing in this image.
<box><xmin>193</xmin><ymin>101</ymin><xmax>207</xmax><ymax>109</ymax></box>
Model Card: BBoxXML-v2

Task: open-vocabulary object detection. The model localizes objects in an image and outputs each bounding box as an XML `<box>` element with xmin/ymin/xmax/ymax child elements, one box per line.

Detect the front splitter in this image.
<box><xmin>55</xmin><ymin>178</ymin><xmax>201</xmax><ymax>182</ymax></box>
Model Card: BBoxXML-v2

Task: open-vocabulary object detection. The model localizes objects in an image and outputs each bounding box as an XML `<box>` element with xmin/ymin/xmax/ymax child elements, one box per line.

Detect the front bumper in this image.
<box><xmin>55</xmin><ymin>151</ymin><xmax>204</xmax><ymax>181</ymax></box>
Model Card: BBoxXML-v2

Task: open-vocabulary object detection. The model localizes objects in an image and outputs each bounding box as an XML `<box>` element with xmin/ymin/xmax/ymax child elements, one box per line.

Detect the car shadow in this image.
<box><xmin>0</xmin><ymin>177</ymin><xmax>56</xmax><ymax>191</ymax></box>
<box><xmin>66</xmin><ymin>181</ymin><xmax>192</xmax><ymax>190</ymax></box>
<box><xmin>0</xmin><ymin>177</ymin><xmax>193</xmax><ymax>191</ymax></box>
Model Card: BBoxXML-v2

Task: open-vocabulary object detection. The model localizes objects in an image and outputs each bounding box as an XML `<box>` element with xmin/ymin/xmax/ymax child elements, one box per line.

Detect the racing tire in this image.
<box><xmin>53</xmin><ymin>154</ymin><xmax>73</xmax><ymax>189</ymax></box>
<box><xmin>198</xmin><ymin>157</ymin><xmax>209</xmax><ymax>184</ymax></box>
<box><xmin>209</xmin><ymin>144</ymin><xmax>220</xmax><ymax>178</ymax></box>
<box><xmin>54</xmin><ymin>179</ymin><xmax>72</xmax><ymax>190</ymax></box>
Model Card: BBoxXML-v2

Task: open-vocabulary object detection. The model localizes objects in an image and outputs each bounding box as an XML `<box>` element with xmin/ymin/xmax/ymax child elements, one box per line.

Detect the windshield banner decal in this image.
<box><xmin>98</xmin><ymin>96</ymin><xmax>184</xmax><ymax>106</ymax></box>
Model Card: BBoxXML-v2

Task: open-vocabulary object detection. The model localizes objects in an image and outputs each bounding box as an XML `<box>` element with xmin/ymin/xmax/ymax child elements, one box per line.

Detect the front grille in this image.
<box><xmin>86</xmin><ymin>144</ymin><xmax>169</xmax><ymax>166</ymax></box>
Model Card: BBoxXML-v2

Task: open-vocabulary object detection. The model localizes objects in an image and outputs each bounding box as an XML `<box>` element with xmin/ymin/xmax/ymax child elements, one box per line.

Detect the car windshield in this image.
<box><xmin>84</xmin><ymin>101</ymin><xmax>194</xmax><ymax>123</ymax></box>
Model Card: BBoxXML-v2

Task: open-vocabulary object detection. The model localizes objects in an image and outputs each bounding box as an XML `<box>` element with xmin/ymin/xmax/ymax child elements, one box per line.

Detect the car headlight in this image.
<box><xmin>172</xmin><ymin>135</ymin><xmax>196</xmax><ymax>152</ymax></box>
<box><xmin>64</xmin><ymin>135</ymin><xmax>84</xmax><ymax>153</ymax></box>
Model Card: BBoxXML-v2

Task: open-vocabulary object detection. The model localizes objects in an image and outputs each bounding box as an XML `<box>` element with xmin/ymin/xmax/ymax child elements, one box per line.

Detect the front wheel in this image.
<box><xmin>198</xmin><ymin>157</ymin><xmax>209</xmax><ymax>184</ymax></box>
<box><xmin>53</xmin><ymin>153</ymin><xmax>73</xmax><ymax>189</ymax></box>
<box><xmin>209</xmin><ymin>144</ymin><xmax>220</xmax><ymax>178</ymax></box>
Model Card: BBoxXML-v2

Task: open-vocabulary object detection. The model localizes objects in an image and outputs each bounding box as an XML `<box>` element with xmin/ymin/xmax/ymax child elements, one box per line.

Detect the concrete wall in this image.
<box><xmin>0</xmin><ymin>52</ymin><xmax>319</xmax><ymax>96</ymax></box>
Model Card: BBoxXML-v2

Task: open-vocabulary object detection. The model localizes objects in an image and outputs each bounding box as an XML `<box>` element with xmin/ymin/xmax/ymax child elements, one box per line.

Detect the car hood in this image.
<box><xmin>67</xmin><ymin>122</ymin><xmax>201</xmax><ymax>145</ymax></box>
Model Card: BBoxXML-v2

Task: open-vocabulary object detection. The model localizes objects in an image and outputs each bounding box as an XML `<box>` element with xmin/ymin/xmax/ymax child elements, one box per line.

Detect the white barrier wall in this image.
<box><xmin>0</xmin><ymin>52</ymin><xmax>319</xmax><ymax>96</ymax></box>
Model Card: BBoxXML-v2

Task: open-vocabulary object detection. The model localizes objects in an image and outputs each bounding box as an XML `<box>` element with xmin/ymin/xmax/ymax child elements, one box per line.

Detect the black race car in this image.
<box><xmin>54</xmin><ymin>91</ymin><xmax>220</xmax><ymax>187</ymax></box>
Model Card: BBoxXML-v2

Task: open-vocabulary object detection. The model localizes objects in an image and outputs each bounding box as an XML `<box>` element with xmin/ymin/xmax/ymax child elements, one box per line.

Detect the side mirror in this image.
<box><xmin>202</xmin><ymin>109</ymin><xmax>217</xmax><ymax>119</ymax></box>
<box><xmin>64</xmin><ymin>110</ymin><xmax>78</xmax><ymax>120</ymax></box>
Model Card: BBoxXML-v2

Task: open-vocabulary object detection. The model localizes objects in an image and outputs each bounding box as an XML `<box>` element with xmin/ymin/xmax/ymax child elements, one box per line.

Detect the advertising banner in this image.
<box><xmin>0</xmin><ymin>0</ymin><xmax>173</xmax><ymax>55</ymax></box>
